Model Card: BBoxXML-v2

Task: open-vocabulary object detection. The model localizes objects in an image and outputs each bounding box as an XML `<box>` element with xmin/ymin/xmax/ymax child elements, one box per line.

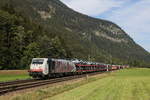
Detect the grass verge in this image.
<box><xmin>0</xmin><ymin>70</ymin><xmax>30</xmax><ymax>82</ymax></box>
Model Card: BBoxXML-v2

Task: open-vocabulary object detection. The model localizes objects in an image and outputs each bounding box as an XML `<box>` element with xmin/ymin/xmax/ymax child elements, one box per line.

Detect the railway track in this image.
<box><xmin>0</xmin><ymin>72</ymin><xmax>104</xmax><ymax>96</ymax></box>
<box><xmin>0</xmin><ymin>79</ymin><xmax>38</xmax><ymax>87</ymax></box>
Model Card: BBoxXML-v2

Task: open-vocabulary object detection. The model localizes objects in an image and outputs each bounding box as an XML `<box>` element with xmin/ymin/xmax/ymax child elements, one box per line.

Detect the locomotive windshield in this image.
<box><xmin>32</xmin><ymin>59</ymin><xmax>44</xmax><ymax>64</ymax></box>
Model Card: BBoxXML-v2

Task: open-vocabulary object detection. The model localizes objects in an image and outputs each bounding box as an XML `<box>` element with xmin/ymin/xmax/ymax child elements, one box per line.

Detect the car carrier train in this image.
<box><xmin>28</xmin><ymin>58</ymin><xmax>128</xmax><ymax>78</ymax></box>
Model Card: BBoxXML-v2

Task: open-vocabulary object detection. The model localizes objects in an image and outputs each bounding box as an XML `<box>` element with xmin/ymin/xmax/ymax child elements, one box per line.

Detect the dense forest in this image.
<box><xmin>0</xmin><ymin>0</ymin><xmax>150</xmax><ymax>69</ymax></box>
<box><xmin>0</xmin><ymin>8</ymin><xmax>71</xmax><ymax>69</ymax></box>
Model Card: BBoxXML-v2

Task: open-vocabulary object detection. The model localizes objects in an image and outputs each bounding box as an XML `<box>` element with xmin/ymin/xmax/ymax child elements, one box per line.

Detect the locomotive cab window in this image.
<box><xmin>32</xmin><ymin>59</ymin><xmax>44</xmax><ymax>64</ymax></box>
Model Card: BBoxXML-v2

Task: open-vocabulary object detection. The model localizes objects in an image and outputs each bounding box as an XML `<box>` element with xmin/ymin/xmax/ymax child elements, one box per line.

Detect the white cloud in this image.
<box><xmin>61</xmin><ymin>0</ymin><xmax>123</xmax><ymax>16</ymax></box>
<box><xmin>106</xmin><ymin>0</ymin><xmax>150</xmax><ymax>51</ymax></box>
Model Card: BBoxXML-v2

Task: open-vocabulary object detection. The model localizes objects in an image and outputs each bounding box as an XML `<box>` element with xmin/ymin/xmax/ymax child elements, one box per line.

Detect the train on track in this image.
<box><xmin>28</xmin><ymin>58</ymin><xmax>129</xmax><ymax>79</ymax></box>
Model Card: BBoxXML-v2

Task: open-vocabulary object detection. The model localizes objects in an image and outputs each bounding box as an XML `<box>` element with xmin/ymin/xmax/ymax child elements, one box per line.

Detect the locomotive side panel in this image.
<box><xmin>53</xmin><ymin>59</ymin><xmax>76</xmax><ymax>73</ymax></box>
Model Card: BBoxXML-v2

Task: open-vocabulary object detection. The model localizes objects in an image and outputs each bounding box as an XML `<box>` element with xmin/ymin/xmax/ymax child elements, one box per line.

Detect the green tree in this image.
<box><xmin>20</xmin><ymin>42</ymin><xmax>40</xmax><ymax>68</ymax></box>
<box><xmin>0</xmin><ymin>10</ymin><xmax>21</xmax><ymax>69</ymax></box>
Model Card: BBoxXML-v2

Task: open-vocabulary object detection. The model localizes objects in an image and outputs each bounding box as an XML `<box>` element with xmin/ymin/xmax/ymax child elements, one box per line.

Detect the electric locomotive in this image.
<box><xmin>29</xmin><ymin>58</ymin><xmax>76</xmax><ymax>78</ymax></box>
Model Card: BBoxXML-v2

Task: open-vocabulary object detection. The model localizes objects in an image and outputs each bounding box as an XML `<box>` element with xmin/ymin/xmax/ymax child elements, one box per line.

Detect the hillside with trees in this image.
<box><xmin>0</xmin><ymin>0</ymin><xmax>150</xmax><ymax>69</ymax></box>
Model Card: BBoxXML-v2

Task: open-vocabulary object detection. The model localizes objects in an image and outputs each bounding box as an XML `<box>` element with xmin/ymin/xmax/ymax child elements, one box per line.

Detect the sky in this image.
<box><xmin>60</xmin><ymin>0</ymin><xmax>150</xmax><ymax>52</ymax></box>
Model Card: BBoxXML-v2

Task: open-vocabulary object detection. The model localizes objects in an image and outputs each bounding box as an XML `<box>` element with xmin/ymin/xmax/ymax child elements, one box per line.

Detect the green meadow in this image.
<box><xmin>47</xmin><ymin>68</ymin><xmax>150</xmax><ymax>100</ymax></box>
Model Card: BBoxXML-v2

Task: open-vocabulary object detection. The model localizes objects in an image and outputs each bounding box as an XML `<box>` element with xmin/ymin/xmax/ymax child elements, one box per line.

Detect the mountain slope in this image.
<box><xmin>0</xmin><ymin>0</ymin><xmax>150</xmax><ymax>69</ymax></box>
